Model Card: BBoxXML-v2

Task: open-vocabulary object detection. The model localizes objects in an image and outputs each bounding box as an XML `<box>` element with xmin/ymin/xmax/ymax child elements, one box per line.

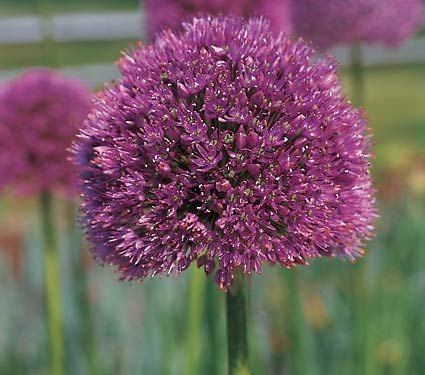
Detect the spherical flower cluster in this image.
<box><xmin>291</xmin><ymin>0</ymin><xmax>423</xmax><ymax>49</ymax></box>
<box><xmin>74</xmin><ymin>16</ymin><xmax>376</xmax><ymax>290</ymax></box>
<box><xmin>0</xmin><ymin>68</ymin><xmax>92</xmax><ymax>196</ymax></box>
<box><xmin>144</xmin><ymin>0</ymin><xmax>291</xmax><ymax>39</ymax></box>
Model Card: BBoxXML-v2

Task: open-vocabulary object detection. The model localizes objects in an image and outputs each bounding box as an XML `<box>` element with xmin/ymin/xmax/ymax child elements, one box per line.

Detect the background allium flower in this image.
<box><xmin>144</xmin><ymin>0</ymin><xmax>292</xmax><ymax>39</ymax></box>
<box><xmin>0</xmin><ymin>68</ymin><xmax>91</xmax><ymax>196</ymax></box>
<box><xmin>291</xmin><ymin>0</ymin><xmax>424</xmax><ymax>49</ymax></box>
<box><xmin>74</xmin><ymin>16</ymin><xmax>376</xmax><ymax>290</ymax></box>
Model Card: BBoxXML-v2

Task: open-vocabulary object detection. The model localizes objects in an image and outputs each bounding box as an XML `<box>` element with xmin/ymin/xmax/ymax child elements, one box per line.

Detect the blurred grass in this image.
<box><xmin>262</xmin><ymin>201</ymin><xmax>425</xmax><ymax>375</ymax></box>
<box><xmin>1</xmin><ymin>200</ymin><xmax>424</xmax><ymax>374</ymax></box>
<box><xmin>340</xmin><ymin>64</ymin><xmax>425</xmax><ymax>176</ymax></box>
<box><xmin>0</xmin><ymin>39</ymin><xmax>138</xmax><ymax>70</ymax></box>
<box><xmin>0</xmin><ymin>0</ymin><xmax>139</xmax><ymax>15</ymax></box>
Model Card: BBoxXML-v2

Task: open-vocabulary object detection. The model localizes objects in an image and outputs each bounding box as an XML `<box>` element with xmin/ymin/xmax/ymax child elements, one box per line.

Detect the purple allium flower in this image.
<box><xmin>291</xmin><ymin>0</ymin><xmax>424</xmax><ymax>49</ymax></box>
<box><xmin>144</xmin><ymin>0</ymin><xmax>292</xmax><ymax>39</ymax></box>
<box><xmin>0</xmin><ymin>68</ymin><xmax>91</xmax><ymax>196</ymax></box>
<box><xmin>73</xmin><ymin>16</ymin><xmax>376</xmax><ymax>290</ymax></box>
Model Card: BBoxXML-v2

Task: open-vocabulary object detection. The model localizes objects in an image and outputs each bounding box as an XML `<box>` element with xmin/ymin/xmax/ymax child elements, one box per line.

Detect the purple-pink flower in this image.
<box><xmin>144</xmin><ymin>0</ymin><xmax>292</xmax><ymax>39</ymax></box>
<box><xmin>291</xmin><ymin>0</ymin><xmax>423</xmax><ymax>49</ymax></box>
<box><xmin>73</xmin><ymin>16</ymin><xmax>376</xmax><ymax>290</ymax></box>
<box><xmin>0</xmin><ymin>68</ymin><xmax>91</xmax><ymax>196</ymax></box>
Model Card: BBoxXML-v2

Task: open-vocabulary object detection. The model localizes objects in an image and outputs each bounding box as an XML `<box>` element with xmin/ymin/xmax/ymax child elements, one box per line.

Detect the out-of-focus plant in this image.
<box><xmin>291</xmin><ymin>0</ymin><xmax>423</xmax><ymax>50</ymax></box>
<box><xmin>0</xmin><ymin>68</ymin><xmax>91</xmax><ymax>375</ymax></box>
<box><xmin>143</xmin><ymin>0</ymin><xmax>292</xmax><ymax>39</ymax></box>
<box><xmin>291</xmin><ymin>0</ymin><xmax>424</xmax><ymax>106</ymax></box>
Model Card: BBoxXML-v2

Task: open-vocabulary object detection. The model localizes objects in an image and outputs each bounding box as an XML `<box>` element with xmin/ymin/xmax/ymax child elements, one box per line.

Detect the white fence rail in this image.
<box><xmin>0</xmin><ymin>11</ymin><xmax>143</xmax><ymax>44</ymax></box>
<box><xmin>0</xmin><ymin>16</ymin><xmax>44</xmax><ymax>43</ymax></box>
<box><xmin>0</xmin><ymin>10</ymin><xmax>424</xmax><ymax>87</ymax></box>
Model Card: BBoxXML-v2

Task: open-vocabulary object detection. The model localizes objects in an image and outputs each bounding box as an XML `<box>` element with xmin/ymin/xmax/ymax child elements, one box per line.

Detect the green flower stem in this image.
<box><xmin>350</xmin><ymin>43</ymin><xmax>364</xmax><ymax>107</ymax></box>
<box><xmin>66</xmin><ymin>202</ymin><xmax>98</xmax><ymax>375</ymax></box>
<box><xmin>40</xmin><ymin>190</ymin><xmax>64</xmax><ymax>375</ymax></box>
<box><xmin>226</xmin><ymin>270</ymin><xmax>250</xmax><ymax>375</ymax></box>
<box><xmin>186</xmin><ymin>265</ymin><xmax>207</xmax><ymax>375</ymax></box>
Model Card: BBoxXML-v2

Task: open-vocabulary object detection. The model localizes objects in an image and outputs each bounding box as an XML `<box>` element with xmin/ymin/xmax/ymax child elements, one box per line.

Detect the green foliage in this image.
<box><xmin>0</xmin><ymin>199</ymin><xmax>423</xmax><ymax>374</ymax></box>
<box><xmin>0</xmin><ymin>0</ymin><xmax>139</xmax><ymax>16</ymax></box>
<box><xmin>0</xmin><ymin>40</ymin><xmax>139</xmax><ymax>71</ymax></box>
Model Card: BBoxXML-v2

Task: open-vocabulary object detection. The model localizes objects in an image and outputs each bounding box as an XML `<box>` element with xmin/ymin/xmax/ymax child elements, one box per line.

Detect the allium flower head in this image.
<box><xmin>0</xmin><ymin>68</ymin><xmax>91</xmax><ymax>196</ymax></box>
<box><xmin>145</xmin><ymin>0</ymin><xmax>292</xmax><ymax>39</ymax></box>
<box><xmin>74</xmin><ymin>16</ymin><xmax>376</xmax><ymax>290</ymax></box>
<box><xmin>291</xmin><ymin>0</ymin><xmax>423</xmax><ymax>49</ymax></box>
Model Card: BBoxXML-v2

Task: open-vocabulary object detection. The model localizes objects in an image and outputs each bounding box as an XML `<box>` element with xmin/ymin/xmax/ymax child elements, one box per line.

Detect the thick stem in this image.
<box><xmin>226</xmin><ymin>271</ymin><xmax>250</xmax><ymax>375</ymax></box>
<box><xmin>350</xmin><ymin>43</ymin><xmax>364</xmax><ymax>107</ymax></box>
<box><xmin>41</xmin><ymin>190</ymin><xmax>64</xmax><ymax>375</ymax></box>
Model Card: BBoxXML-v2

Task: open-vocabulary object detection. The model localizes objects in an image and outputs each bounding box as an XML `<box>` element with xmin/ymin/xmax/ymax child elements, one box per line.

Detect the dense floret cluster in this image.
<box><xmin>74</xmin><ymin>17</ymin><xmax>376</xmax><ymax>290</ymax></box>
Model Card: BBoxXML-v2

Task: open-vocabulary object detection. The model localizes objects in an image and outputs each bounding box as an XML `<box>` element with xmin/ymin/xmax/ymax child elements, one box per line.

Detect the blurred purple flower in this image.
<box><xmin>73</xmin><ymin>16</ymin><xmax>376</xmax><ymax>290</ymax></box>
<box><xmin>0</xmin><ymin>68</ymin><xmax>91</xmax><ymax>196</ymax></box>
<box><xmin>291</xmin><ymin>0</ymin><xmax>423</xmax><ymax>49</ymax></box>
<box><xmin>144</xmin><ymin>0</ymin><xmax>292</xmax><ymax>39</ymax></box>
